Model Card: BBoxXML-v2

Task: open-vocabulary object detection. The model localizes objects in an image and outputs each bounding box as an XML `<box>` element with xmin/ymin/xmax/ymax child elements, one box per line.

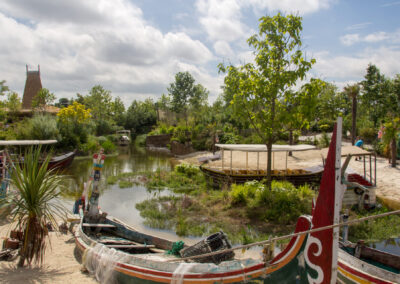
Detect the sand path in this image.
<box><xmin>0</xmin><ymin>219</ymin><xmax>96</xmax><ymax>284</ymax></box>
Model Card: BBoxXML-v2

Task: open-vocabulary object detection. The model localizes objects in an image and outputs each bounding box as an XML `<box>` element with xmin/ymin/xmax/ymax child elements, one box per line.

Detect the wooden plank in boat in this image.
<box><xmin>82</xmin><ymin>223</ymin><xmax>116</xmax><ymax>228</ymax></box>
<box><xmin>105</xmin><ymin>244</ymin><xmax>155</xmax><ymax>249</ymax></box>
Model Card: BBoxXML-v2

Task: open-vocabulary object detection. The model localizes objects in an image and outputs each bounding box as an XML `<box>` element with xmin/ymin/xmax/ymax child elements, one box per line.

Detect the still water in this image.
<box><xmin>61</xmin><ymin>146</ymin><xmax>192</xmax><ymax>242</ymax></box>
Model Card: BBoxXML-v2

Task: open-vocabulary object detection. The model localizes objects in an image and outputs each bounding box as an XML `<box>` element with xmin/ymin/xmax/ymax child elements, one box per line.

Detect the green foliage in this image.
<box><xmin>32</xmin><ymin>88</ymin><xmax>56</xmax><ymax>112</ymax></box>
<box><xmin>119</xmin><ymin>180</ymin><xmax>133</xmax><ymax>188</ymax></box>
<box><xmin>18</xmin><ymin>115</ymin><xmax>59</xmax><ymax>140</ymax></box>
<box><xmin>359</xmin><ymin>126</ymin><xmax>376</xmax><ymax>143</ymax></box>
<box><xmin>125</xmin><ymin>99</ymin><xmax>157</xmax><ymax>136</ymax></box>
<box><xmin>174</xmin><ymin>163</ymin><xmax>200</xmax><ymax>178</ymax></box>
<box><xmin>100</xmin><ymin>139</ymin><xmax>116</xmax><ymax>154</ymax></box>
<box><xmin>317</xmin><ymin>132</ymin><xmax>331</xmax><ymax>148</ymax></box>
<box><xmin>135</xmin><ymin>134</ymin><xmax>147</xmax><ymax>147</ymax></box>
<box><xmin>230</xmin><ymin>181</ymin><xmax>314</xmax><ymax>224</ymax></box>
<box><xmin>219</xmin><ymin>13</ymin><xmax>316</xmax><ymax>187</ymax></box>
<box><xmin>107</xmin><ymin>175</ymin><xmax>118</xmax><ymax>185</ymax></box>
<box><xmin>3</xmin><ymin>146</ymin><xmax>67</xmax><ymax>266</ymax></box>
<box><xmin>349</xmin><ymin>206</ymin><xmax>400</xmax><ymax>242</ymax></box>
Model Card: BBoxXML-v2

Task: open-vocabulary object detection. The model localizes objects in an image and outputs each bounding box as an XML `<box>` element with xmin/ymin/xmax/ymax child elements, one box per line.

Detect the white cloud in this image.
<box><xmin>243</xmin><ymin>0</ymin><xmax>333</xmax><ymax>15</ymax></box>
<box><xmin>0</xmin><ymin>0</ymin><xmax>216</xmax><ymax>105</ymax></box>
<box><xmin>313</xmin><ymin>46</ymin><xmax>400</xmax><ymax>82</ymax></box>
<box><xmin>213</xmin><ymin>41</ymin><xmax>234</xmax><ymax>57</ymax></box>
<box><xmin>345</xmin><ymin>22</ymin><xmax>371</xmax><ymax>31</ymax></box>
<box><xmin>340</xmin><ymin>30</ymin><xmax>400</xmax><ymax>46</ymax></box>
<box><xmin>340</xmin><ymin>34</ymin><xmax>360</xmax><ymax>46</ymax></box>
<box><xmin>364</xmin><ymin>31</ymin><xmax>389</xmax><ymax>43</ymax></box>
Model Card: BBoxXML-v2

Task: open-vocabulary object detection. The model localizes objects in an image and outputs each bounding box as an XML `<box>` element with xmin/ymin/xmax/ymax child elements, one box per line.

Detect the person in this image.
<box><xmin>354</xmin><ymin>137</ymin><xmax>364</xmax><ymax>161</ymax></box>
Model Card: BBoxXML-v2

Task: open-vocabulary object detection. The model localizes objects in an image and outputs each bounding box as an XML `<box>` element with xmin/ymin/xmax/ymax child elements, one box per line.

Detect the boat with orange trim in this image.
<box><xmin>75</xmin><ymin>119</ymin><xmax>344</xmax><ymax>283</ymax></box>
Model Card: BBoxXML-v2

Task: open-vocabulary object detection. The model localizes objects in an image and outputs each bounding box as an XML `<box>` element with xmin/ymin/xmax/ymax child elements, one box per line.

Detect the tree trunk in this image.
<box><xmin>391</xmin><ymin>138</ymin><xmax>397</xmax><ymax>167</ymax></box>
<box><xmin>288</xmin><ymin>130</ymin><xmax>293</xmax><ymax>157</ymax></box>
<box><xmin>266</xmin><ymin>140</ymin><xmax>272</xmax><ymax>190</ymax></box>
<box><xmin>351</xmin><ymin>95</ymin><xmax>357</xmax><ymax>145</ymax></box>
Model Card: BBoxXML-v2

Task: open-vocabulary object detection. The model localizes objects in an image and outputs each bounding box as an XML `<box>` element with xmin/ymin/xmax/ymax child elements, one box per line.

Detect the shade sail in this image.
<box><xmin>215</xmin><ymin>144</ymin><xmax>316</xmax><ymax>152</ymax></box>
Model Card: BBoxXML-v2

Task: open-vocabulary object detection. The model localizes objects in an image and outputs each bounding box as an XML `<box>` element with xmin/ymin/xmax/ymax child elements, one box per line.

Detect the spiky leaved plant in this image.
<box><xmin>8</xmin><ymin>146</ymin><xmax>67</xmax><ymax>267</ymax></box>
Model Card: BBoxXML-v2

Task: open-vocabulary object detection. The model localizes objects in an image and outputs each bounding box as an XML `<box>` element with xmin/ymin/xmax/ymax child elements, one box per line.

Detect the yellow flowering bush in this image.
<box><xmin>57</xmin><ymin>102</ymin><xmax>91</xmax><ymax>124</ymax></box>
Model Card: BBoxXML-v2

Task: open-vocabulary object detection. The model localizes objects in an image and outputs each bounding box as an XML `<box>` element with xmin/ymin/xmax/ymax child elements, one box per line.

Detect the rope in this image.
<box><xmin>168</xmin><ymin>209</ymin><xmax>400</xmax><ymax>262</ymax></box>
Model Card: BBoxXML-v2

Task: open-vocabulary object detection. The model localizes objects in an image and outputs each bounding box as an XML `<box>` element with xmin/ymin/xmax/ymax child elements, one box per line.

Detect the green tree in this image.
<box><xmin>6</xmin><ymin>91</ymin><xmax>22</xmax><ymax>121</ymax></box>
<box><xmin>167</xmin><ymin>72</ymin><xmax>208</xmax><ymax>123</ymax></box>
<box><xmin>80</xmin><ymin>85</ymin><xmax>115</xmax><ymax>135</ymax></box>
<box><xmin>383</xmin><ymin>118</ymin><xmax>400</xmax><ymax>167</ymax></box>
<box><xmin>2</xmin><ymin>146</ymin><xmax>67</xmax><ymax>267</ymax></box>
<box><xmin>219</xmin><ymin>13</ymin><xmax>315</xmax><ymax>188</ymax></box>
<box><xmin>343</xmin><ymin>83</ymin><xmax>360</xmax><ymax>145</ymax></box>
<box><xmin>360</xmin><ymin>64</ymin><xmax>388</xmax><ymax>127</ymax></box>
<box><xmin>32</xmin><ymin>88</ymin><xmax>56</xmax><ymax>113</ymax></box>
<box><xmin>125</xmin><ymin>99</ymin><xmax>157</xmax><ymax>136</ymax></box>
<box><xmin>0</xmin><ymin>80</ymin><xmax>9</xmax><ymax>96</ymax></box>
<box><xmin>316</xmin><ymin>82</ymin><xmax>346</xmax><ymax>122</ymax></box>
<box><xmin>111</xmin><ymin>97</ymin><xmax>126</xmax><ymax>127</ymax></box>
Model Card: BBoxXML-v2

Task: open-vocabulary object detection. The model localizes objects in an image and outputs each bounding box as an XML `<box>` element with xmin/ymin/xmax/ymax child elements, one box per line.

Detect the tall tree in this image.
<box><xmin>0</xmin><ymin>80</ymin><xmax>9</xmax><ymax>96</ymax></box>
<box><xmin>383</xmin><ymin>118</ymin><xmax>400</xmax><ymax>167</ymax></box>
<box><xmin>360</xmin><ymin>64</ymin><xmax>387</xmax><ymax>127</ymax></box>
<box><xmin>343</xmin><ymin>83</ymin><xmax>360</xmax><ymax>145</ymax></box>
<box><xmin>167</xmin><ymin>72</ymin><xmax>208</xmax><ymax>123</ymax></box>
<box><xmin>219</xmin><ymin>13</ymin><xmax>315</xmax><ymax>188</ymax></box>
<box><xmin>32</xmin><ymin>88</ymin><xmax>56</xmax><ymax>113</ymax></box>
<box><xmin>6</xmin><ymin>92</ymin><xmax>22</xmax><ymax>121</ymax></box>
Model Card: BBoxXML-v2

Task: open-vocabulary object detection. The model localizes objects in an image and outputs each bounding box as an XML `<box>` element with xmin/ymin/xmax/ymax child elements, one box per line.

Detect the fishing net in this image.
<box><xmin>171</xmin><ymin>263</ymin><xmax>197</xmax><ymax>284</ymax></box>
<box><xmin>167</xmin><ymin>241</ymin><xmax>185</xmax><ymax>256</ymax></box>
<box><xmin>83</xmin><ymin>244</ymin><xmax>129</xmax><ymax>284</ymax></box>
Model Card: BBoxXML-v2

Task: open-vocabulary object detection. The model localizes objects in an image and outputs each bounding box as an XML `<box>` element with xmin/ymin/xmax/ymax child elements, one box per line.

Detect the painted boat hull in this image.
<box><xmin>47</xmin><ymin>150</ymin><xmax>76</xmax><ymax>170</ymax></box>
<box><xmin>200</xmin><ymin>165</ymin><xmax>323</xmax><ymax>187</ymax></box>
<box><xmin>75</xmin><ymin>215</ymin><xmax>317</xmax><ymax>283</ymax></box>
<box><xmin>337</xmin><ymin>249</ymin><xmax>400</xmax><ymax>284</ymax></box>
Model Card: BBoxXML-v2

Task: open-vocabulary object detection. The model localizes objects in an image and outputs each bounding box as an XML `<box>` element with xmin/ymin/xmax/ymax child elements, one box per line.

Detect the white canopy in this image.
<box><xmin>215</xmin><ymin>144</ymin><xmax>316</xmax><ymax>152</ymax></box>
<box><xmin>0</xmin><ymin>140</ymin><xmax>57</xmax><ymax>146</ymax></box>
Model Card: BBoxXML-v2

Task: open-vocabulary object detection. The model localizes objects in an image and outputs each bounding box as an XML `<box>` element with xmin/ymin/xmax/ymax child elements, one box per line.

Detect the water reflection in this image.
<box><xmin>368</xmin><ymin>238</ymin><xmax>400</xmax><ymax>255</ymax></box>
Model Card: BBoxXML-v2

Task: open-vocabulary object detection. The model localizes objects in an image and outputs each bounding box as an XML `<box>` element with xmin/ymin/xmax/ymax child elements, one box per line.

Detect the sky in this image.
<box><xmin>1</xmin><ymin>0</ymin><xmax>400</xmax><ymax>107</ymax></box>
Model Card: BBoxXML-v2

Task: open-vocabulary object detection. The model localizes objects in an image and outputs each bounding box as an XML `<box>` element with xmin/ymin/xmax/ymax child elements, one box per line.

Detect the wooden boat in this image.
<box><xmin>338</xmin><ymin>241</ymin><xmax>400</xmax><ymax>283</ymax></box>
<box><xmin>200</xmin><ymin>144</ymin><xmax>323</xmax><ymax>187</ymax></box>
<box><xmin>75</xmin><ymin>119</ymin><xmax>344</xmax><ymax>283</ymax></box>
<box><xmin>47</xmin><ymin>150</ymin><xmax>76</xmax><ymax>170</ymax></box>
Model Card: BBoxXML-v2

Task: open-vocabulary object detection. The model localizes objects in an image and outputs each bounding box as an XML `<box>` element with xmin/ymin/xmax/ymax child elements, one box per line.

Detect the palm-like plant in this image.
<box><xmin>343</xmin><ymin>83</ymin><xmax>360</xmax><ymax>145</ymax></box>
<box><xmin>7</xmin><ymin>146</ymin><xmax>67</xmax><ymax>267</ymax></box>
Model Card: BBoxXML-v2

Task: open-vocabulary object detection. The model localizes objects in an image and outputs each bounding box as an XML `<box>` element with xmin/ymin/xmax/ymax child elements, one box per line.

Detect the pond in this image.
<box><xmin>60</xmin><ymin>146</ymin><xmax>202</xmax><ymax>244</ymax></box>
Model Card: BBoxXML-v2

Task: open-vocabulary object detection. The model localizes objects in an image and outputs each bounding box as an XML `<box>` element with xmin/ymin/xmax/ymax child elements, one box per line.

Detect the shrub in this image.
<box><xmin>174</xmin><ymin>163</ymin><xmax>199</xmax><ymax>178</ymax></box>
<box><xmin>24</xmin><ymin>115</ymin><xmax>59</xmax><ymax>140</ymax></box>
<box><xmin>101</xmin><ymin>139</ymin><xmax>116</xmax><ymax>154</ymax></box>
<box><xmin>359</xmin><ymin>127</ymin><xmax>376</xmax><ymax>143</ymax></box>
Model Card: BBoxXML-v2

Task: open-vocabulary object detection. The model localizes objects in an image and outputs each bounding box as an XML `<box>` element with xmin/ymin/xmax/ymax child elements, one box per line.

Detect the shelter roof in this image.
<box><xmin>215</xmin><ymin>144</ymin><xmax>317</xmax><ymax>152</ymax></box>
<box><xmin>321</xmin><ymin>145</ymin><xmax>372</xmax><ymax>158</ymax></box>
<box><xmin>0</xmin><ymin>140</ymin><xmax>57</xmax><ymax>146</ymax></box>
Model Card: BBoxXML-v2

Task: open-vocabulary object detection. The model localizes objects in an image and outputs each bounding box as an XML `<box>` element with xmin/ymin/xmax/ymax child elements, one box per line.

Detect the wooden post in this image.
<box><xmin>230</xmin><ymin>150</ymin><xmax>233</xmax><ymax>175</ymax></box>
<box><xmin>369</xmin><ymin>154</ymin><xmax>372</xmax><ymax>184</ymax></box>
<box><xmin>285</xmin><ymin>151</ymin><xmax>288</xmax><ymax>175</ymax></box>
<box><xmin>222</xmin><ymin>149</ymin><xmax>224</xmax><ymax>170</ymax></box>
<box><xmin>257</xmin><ymin>152</ymin><xmax>259</xmax><ymax>171</ymax></box>
<box><xmin>246</xmin><ymin>152</ymin><xmax>248</xmax><ymax>171</ymax></box>
<box><xmin>272</xmin><ymin>152</ymin><xmax>274</xmax><ymax>170</ymax></box>
<box><xmin>363</xmin><ymin>155</ymin><xmax>366</xmax><ymax>180</ymax></box>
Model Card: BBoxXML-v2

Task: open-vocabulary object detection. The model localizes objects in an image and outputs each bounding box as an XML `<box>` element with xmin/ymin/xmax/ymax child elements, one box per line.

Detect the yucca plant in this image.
<box><xmin>7</xmin><ymin>146</ymin><xmax>68</xmax><ymax>267</ymax></box>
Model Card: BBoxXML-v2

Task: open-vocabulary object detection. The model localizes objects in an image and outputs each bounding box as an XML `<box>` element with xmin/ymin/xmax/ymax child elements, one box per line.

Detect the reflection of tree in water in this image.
<box><xmin>60</xmin><ymin>146</ymin><xmax>173</xmax><ymax>201</ymax></box>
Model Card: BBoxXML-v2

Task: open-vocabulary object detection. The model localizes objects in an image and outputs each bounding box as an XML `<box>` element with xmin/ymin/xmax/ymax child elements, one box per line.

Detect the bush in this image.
<box><xmin>101</xmin><ymin>139</ymin><xmax>116</xmax><ymax>154</ymax></box>
<box><xmin>318</xmin><ymin>119</ymin><xmax>334</xmax><ymax>132</ymax></box>
<box><xmin>359</xmin><ymin>127</ymin><xmax>376</xmax><ymax>143</ymax></box>
<box><xmin>22</xmin><ymin>115</ymin><xmax>59</xmax><ymax>140</ymax></box>
<box><xmin>174</xmin><ymin>163</ymin><xmax>199</xmax><ymax>178</ymax></box>
<box><xmin>230</xmin><ymin>181</ymin><xmax>314</xmax><ymax>224</ymax></box>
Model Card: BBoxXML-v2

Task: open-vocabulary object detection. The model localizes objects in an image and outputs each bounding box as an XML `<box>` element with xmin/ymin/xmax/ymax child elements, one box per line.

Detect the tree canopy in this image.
<box><xmin>219</xmin><ymin>13</ymin><xmax>316</xmax><ymax>187</ymax></box>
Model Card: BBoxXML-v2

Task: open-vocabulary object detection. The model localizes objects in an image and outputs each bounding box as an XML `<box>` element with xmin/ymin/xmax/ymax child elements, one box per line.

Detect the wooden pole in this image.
<box><xmin>363</xmin><ymin>155</ymin><xmax>366</xmax><ymax>179</ymax></box>
<box><xmin>257</xmin><ymin>152</ymin><xmax>259</xmax><ymax>171</ymax></box>
<box><xmin>246</xmin><ymin>152</ymin><xmax>248</xmax><ymax>171</ymax></box>
<box><xmin>222</xmin><ymin>149</ymin><xmax>224</xmax><ymax>170</ymax></box>
<box><xmin>230</xmin><ymin>150</ymin><xmax>233</xmax><ymax>175</ymax></box>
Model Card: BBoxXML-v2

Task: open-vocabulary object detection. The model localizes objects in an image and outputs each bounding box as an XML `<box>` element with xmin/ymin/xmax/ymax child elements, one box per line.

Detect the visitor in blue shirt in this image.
<box><xmin>355</xmin><ymin>137</ymin><xmax>363</xmax><ymax>161</ymax></box>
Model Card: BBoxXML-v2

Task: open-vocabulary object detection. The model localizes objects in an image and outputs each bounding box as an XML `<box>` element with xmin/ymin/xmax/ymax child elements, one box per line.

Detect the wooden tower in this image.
<box><xmin>22</xmin><ymin>65</ymin><xmax>42</xmax><ymax>110</ymax></box>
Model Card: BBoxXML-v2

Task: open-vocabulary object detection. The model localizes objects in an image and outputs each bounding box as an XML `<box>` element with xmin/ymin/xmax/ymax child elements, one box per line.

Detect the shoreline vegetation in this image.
<box><xmin>107</xmin><ymin>162</ymin><xmax>400</xmax><ymax>245</ymax></box>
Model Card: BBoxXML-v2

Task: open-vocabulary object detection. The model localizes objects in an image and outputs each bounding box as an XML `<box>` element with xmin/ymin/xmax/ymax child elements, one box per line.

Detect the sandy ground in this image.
<box><xmin>181</xmin><ymin>143</ymin><xmax>400</xmax><ymax>209</ymax></box>
<box><xmin>0</xmin><ymin>219</ymin><xmax>97</xmax><ymax>284</ymax></box>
